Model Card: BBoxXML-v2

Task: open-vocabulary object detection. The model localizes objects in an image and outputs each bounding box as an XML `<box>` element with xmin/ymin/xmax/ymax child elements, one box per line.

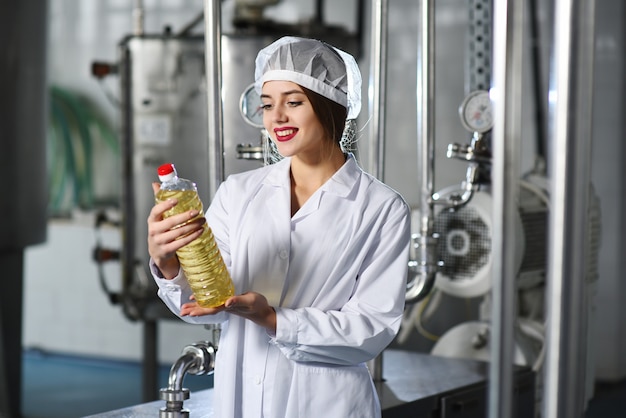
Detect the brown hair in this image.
<box><xmin>301</xmin><ymin>86</ymin><xmax>348</xmax><ymax>145</ymax></box>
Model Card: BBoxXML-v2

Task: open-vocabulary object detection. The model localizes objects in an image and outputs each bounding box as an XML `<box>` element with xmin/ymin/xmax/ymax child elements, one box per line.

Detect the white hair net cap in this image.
<box><xmin>254</xmin><ymin>36</ymin><xmax>362</xmax><ymax>120</ymax></box>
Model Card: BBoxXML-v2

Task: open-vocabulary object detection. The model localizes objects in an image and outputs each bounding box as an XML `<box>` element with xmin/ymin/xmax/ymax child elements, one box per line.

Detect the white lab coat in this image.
<box><xmin>152</xmin><ymin>154</ymin><xmax>411</xmax><ymax>418</ymax></box>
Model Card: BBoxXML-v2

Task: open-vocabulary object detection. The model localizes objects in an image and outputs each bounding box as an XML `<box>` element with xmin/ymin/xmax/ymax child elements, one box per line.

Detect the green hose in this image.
<box><xmin>47</xmin><ymin>86</ymin><xmax>120</xmax><ymax>216</ymax></box>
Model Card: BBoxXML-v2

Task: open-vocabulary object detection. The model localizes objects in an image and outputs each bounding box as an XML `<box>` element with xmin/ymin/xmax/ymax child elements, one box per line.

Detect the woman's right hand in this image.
<box><xmin>147</xmin><ymin>182</ymin><xmax>205</xmax><ymax>279</ymax></box>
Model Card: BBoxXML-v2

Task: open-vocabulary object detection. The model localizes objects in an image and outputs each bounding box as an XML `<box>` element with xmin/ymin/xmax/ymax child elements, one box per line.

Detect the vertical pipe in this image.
<box><xmin>543</xmin><ymin>0</ymin><xmax>596</xmax><ymax>416</ymax></box>
<box><xmin>416</xmin><ymin>0</ymin><xmax>435</xmax><ymax>253</ymax></box>
<box><xmin>132</xmin><ymin>0</ymin><xmax>144</xmax><ymax>36</ymax></box>
<box><xmin>368</xmin><ymin>0</ymin><xmax>388</xmax><ymax>181</ymax></box>
<box><xmin>119</xmin><ymin>44</ymin><xmax>136</xmax><ymax>319</ymax></box>
<box><xmin>404</xmin><ymin>0</ymin><xmax>439</xmax><ymax>306</ymax></box>
<box><xmin>489</xmin><ymin>0</ymin><xmax>524</xmax><ymax>417</ymax></box>
<box><xmin>365</xmin><ymin>0</ymin><xmax>388</xmax><ymax>382</ymax></box>
<box><xmin>204</xmin><ymin>0</ymin><xmax>225</xmax><ymax>201</ymax></box>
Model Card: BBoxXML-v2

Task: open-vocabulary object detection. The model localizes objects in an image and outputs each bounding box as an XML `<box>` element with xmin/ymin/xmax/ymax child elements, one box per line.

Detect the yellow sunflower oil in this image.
<box><xmin>155</xmin><ymin>163</ymin><xmax>234</xmax><ymax>307</ymax></box>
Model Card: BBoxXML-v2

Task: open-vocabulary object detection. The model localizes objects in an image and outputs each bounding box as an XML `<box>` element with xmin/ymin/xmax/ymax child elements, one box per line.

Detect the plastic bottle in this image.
<box><xmin>155</xmin><ymin>163</ymin><xmax>234</xmax><ymax>308</ymax></box>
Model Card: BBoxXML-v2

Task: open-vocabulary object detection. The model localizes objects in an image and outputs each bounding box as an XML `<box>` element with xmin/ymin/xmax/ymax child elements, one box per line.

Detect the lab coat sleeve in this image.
<box><xmin>271</xmin><ymin>198</ymin><xmax>411</xmax><ymax>366</ymax></box>
<box><xmin>150</xmin><ymin>259</ymin><xmax>228</xmax><ymax>325</ymax></box>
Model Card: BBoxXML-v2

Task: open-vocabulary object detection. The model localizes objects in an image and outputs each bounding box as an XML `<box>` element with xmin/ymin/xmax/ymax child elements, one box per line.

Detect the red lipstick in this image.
<box><xmin>274</xmin><ymin>127</ymin><xmax>298</xmax><ymax>142</ymax></box>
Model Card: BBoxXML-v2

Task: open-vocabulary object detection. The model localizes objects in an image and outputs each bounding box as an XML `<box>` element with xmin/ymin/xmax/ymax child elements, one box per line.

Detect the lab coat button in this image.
<box><xmin>279</xmin><ymin>249</ymin><xmax>288</xmax><ymax>259</ymax></box>
<box><xmin>254</xmin><ymin>375</ymin><xmax>262</xmax><ymax>385</ymax></box>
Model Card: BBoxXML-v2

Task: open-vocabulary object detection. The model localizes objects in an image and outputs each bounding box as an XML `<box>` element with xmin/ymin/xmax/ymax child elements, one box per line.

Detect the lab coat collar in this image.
<box><xmin>264</xmin><ymin>157</ymin><xmax>292</xmax><ymax>188</ymax></box>
<box><xmin>262</xmin><ymin>153</ymin><xmax>361</xmax><ymax>198</ymax></box>
<box><xmin>321</xmin><ymin>153</ymin><xmax>361</xmax><ymax>198</ymax></box>
<box><xmin>261</xmin><ymin>154</ymin><xmax>361</xmax><ymax>221</ymax></box>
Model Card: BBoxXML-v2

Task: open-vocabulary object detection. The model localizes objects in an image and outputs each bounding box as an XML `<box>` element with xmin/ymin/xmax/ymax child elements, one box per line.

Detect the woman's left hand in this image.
<box><xmin>181</xmin><ymin>292</ymin><xmax>277</xmax><ymax>333</ymax></box>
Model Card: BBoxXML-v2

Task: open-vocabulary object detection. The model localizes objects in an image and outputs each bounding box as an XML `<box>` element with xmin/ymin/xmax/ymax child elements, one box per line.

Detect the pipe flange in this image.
<box><xmin>182</xmin><ymin>342</ymin><xmax>216</xmax><ymax>376</ymax></box>
<box><xmin>159</xmin><ymin>408</ymin><xmax>190</xmax><ymax>418</ymax></box>
<box><xmin>159</xmin><ymin>388</ymin><xmax>190</xmax><ymax>402</ymax></box>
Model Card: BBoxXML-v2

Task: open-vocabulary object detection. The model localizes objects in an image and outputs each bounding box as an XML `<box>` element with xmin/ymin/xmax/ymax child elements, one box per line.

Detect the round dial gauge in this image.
<box><xmin>459</xmin><ymin>90</ymin><xmax>493</xmax><ymax>133</ymax></box>
<box><xmin>239</xmin><ymin>83</ymin><xmax>264</xmax><ymax>128</ymax></box>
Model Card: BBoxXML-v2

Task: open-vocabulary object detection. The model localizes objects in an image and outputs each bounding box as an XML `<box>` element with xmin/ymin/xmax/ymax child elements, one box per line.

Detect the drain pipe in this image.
<box><xmin>405</xmin><ymin>0</ymin><xmax>438</xmax><ymax>305</ymax></box>
<box><xmin>159</xmin><ymin>342</ymin><xmax>216</xmax><ymax>418</ymax></box>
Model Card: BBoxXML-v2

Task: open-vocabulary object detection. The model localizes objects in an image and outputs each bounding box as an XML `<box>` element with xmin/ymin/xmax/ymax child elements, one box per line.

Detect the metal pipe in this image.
<box><xmin>132</xmin><ymin>0</ymin><xmax>144</xmax><ymax>36</ymax></box>
<box><xmin>489</xmin><ymin>0</ymin><xmax>524</xmax><ymax>416</ymax></box>
<box><xmin>405</xmin><ymin>0</ymin><xmax>437</xmax><ymax>305</ymax></box>
<box><xmin>543</xmin><ymin>0</ymin><xmax>596</xmax><ymax>416</ymax></box>
<box><xmin>368</xmin><ymin>0</ymin><xmax>388</xmax><ymax>180</ymax></box>
<box><xmin>416</xmin><ymin>0</ymin><xmax>434</xmax><ymax>235</ymax></box>
<box><xmin>365</xmin><ymin>0</ymin><xmax>388</xmax><ymax>382</ymax></box>
<box><xmin>159</xmin><ymin>342</ymin><xmax>216</xmax><ymax>418</ymax></box>
<box><xmin>167</xmin><ymin>353</ymin><xmax>201</xmax><ymax>391</ymax></box>
<box><xmin>204</xmin><ymin>0</ymin><xmax>225</xmax><ymax>201</ymax></box>
<box><xmin>119</xmin><ymin>44</ymin><xmax>136</xmax><ymax>320</ymax></box>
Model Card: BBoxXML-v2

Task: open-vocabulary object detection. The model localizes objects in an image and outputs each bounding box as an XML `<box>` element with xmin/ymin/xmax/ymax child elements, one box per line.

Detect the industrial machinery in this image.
<box><xmin>401</xmin><ymin>0</ymin><xmax>602</xmax><ymax>415</ymax></box>
<box><xmin>405</xmin><ymin>86</ymin><xmax>551</xmax><ymax>362</ymax></box>
<box><xmin>403</xmin><ymin>90</ymin><xmax>601</xmax><ymax>412</ymax></box>
<box><xmin>88</xmin><ymin>0</ymin><xmax>600</xmax><ymax>416</ymax></box>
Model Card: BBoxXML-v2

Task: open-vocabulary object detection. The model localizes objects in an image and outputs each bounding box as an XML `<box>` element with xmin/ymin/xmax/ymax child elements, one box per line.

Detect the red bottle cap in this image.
<box><xmin>157</xmin><ymin>163</ymin><xmax>175</xmax><ymax>176</ymax></box>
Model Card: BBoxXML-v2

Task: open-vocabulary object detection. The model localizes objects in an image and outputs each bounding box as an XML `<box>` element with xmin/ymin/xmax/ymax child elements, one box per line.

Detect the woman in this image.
<box><xmin>147</xmin><ymin>36</ymin><xmax>410</xmax><ymax>418</ymax></box>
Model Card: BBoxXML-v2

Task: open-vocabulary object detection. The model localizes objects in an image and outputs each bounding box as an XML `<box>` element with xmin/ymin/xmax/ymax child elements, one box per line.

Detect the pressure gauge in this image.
<box><xmin>239</xmin><ymin>83</ymin><xmax>264</xmax><ymax>128</ymax></box>
<box><xmin>459</xmin><ymin>90</ymin><xmax>493</xmax><ymax>134</ymax></box>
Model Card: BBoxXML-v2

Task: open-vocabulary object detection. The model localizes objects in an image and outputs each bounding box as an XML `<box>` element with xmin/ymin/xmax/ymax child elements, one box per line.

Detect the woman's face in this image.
<box><xmin>261</xmin><ymin>80</ymin><xmax>328</xmax><ymax>160</ymax></box>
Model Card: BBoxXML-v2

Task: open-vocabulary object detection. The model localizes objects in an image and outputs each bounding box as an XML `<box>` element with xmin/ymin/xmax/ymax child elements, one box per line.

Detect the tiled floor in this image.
<box><xmin>21</xmin><ymin>349</ymin><xmax>626</xmax><ymax>418</ymax></box>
